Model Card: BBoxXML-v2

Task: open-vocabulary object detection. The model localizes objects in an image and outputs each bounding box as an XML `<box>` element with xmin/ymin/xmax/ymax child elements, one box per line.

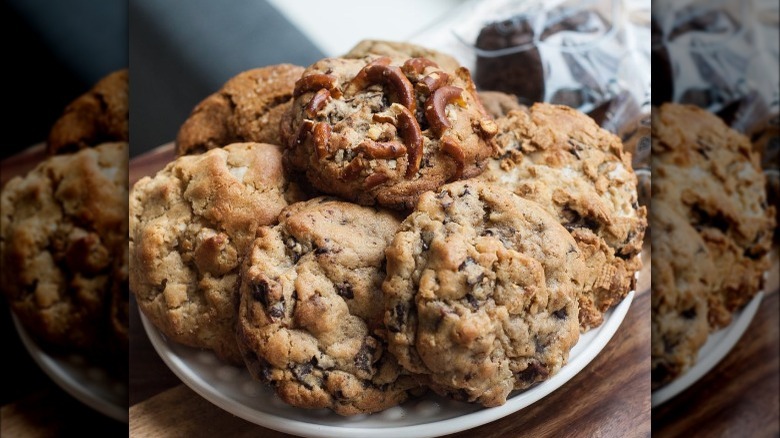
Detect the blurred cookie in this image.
<box><xmin>176</xmin><ymin>64</ymin><xmax>305</xmax><ymax>155</ymax></box>
<box><xmin>129</xmin><ymin>142</ymin><xmax>302</xmax><ymax>364</ymax></box>
<box><xmin>344</xmin><ymin>39</ymin><xmax>461</xmax><ymax>72</ymax></box>
<box><xmin>748</xmin><ymin>112</ymin><xmax>779</xmax><ymax>241</ymax></box>
<box><xmin>282</xmin><ymin>54</ymin><xmax>496</xmax><ymax>209</ymax></box>
<box><xmin>1</xmin><ymin>142</ymin><xmax>128</xmax><ymax>350</ymax></box>
<box><xmin>651</xmin><ymin>200</ymin><xmax>712</xmax><ymax>389</ymax></box>
<box><xmin>237</xmin><ymin>198</ymin><xmax>423</xmax><ymax>415</ymax></box>
<box><xmin>480</xmin><ymin>103</ymin><xmax>646</xmax><ymax>329</ymax></box>
<box><xmin>652</xmin><ymin>103</ymin><xmax>775</xmax><ymax>328</ymax></box>
<box><xmin>383</xmin><ymin>181</ymin><xmax>583</xmax><ymax>406</ymax></box>
<box><xmin>477</xmin><ymin>91</ymin><xmax>527</xmax><ymax>119</ymax></box>
<box><xmin>47</xmin><ymin>69</ymin><xmax>128</xmax><ymax>155</ymax></box>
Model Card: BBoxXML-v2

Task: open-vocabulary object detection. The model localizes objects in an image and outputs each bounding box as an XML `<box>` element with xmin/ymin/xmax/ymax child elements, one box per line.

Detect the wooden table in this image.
<box><xmin>127</xmin><ymin>144</ymin><xmax>653</xmax><ymax>437</ymax></box>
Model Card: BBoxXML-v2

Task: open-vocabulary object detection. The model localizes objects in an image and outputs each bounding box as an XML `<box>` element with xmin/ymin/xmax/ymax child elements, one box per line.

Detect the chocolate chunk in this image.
<box><xmin>336</xmin><ymin>283</ymin><xmax>354</xmax><ymax>299</ymax></box>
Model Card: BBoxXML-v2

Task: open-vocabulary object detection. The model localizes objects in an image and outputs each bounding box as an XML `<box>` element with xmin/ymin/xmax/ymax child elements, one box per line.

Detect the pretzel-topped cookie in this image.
<box><xmin>282</xmin><ymin>55</ymin><xmax>497</xmax><ymax>210</ymax></box>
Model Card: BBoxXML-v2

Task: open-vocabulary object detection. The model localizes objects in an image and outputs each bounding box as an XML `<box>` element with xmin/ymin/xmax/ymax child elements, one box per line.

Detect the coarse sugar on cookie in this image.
<box><xmin>383</xmin><ymin>180</ymin><xmax>583</xmax><ymax>407</ymax></box>
<box><xmin>237</xmin><ymin>197</ymin><xmax>424</xmax><ymax>415</ymax></box>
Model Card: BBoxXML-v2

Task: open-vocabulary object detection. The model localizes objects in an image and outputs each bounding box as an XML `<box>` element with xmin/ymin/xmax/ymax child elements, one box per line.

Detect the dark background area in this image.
<box><xmin>1</xmin><ymin>0</ymin><xmax>128</xmax><ymax>434</ymax></box>
<box><xmin>0</xmin><ymin>0</ymin><xmax>127</xmax><ymax>160</ymax></box>
<box><xmin>128</xmin><ymin>0</ymin><xmax>325</xmax><ymax>157</ymax></box>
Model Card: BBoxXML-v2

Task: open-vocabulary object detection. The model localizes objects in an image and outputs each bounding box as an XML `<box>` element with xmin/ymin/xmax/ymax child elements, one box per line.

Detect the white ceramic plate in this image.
<box><xmin>651</xmin><ymin>291</ymin><xmax>764</xmax><ymax>407</ymax></box>
<box><xmin>141</xmin><ymin>290</ymin><xmax>634</xmax><ymax>438</ymax></box>
<box><xmin>11</xmin><ymin>312</ymin><xmax>129</xmax><ymax>422</ymax></box>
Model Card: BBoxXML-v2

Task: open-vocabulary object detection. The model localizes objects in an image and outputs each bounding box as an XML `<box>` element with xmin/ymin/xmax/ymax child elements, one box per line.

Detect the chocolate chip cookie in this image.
<box><xmin>47</xmin><ymin>69</ymin><xmax>129</xmax><ymax>155</ymax></box>
<box><xmin>281</xmin><ymin>54</ymin><xmax>497</xmax><ymax>209</ymax></box>
<box><xmin>652</xmin><ymin>103</ymin><xmax>775</xmax><ymax>328</ymax></box>
<box><xmin>1</xmin><ymin>142</ymin><xmax>128</xmax><ymax>350</ymax></box>
<box><xmin>176</xmin><ymin>64</ymin><xmax>305</xmax><ymax>155</ymax></box>
<box><xmin>129</xmin><ymin>142</ymin><xmax>302</xmax><ymax>364</ymax></box>
<box><xmin>480</xmin><ymin>104</ymin><xmax>646</xmax><ymax>330</ymax></box>
<box><xmin>236</xmin><ymin>197</ymin><xmax>423</xmax><ymax>415</ymax></box>
<box><xmin>383</xmin><ymin>181</ymin><xmax>583</xmax><ymax>407</ymax></box>
<box><xmin>651</xmin><ymin>200</ymin><xmax>712</xmax><ymax>389</ymax></box>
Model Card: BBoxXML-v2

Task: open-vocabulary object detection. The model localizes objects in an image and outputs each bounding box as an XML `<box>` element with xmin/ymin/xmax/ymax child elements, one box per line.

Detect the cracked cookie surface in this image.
<box><xmin>47</xmin><ymin>70</ymin><xmax>129</xmax><ymax>155</ymax></box>
<box><xmin>176</xmin><ymin>64</ymin><xmax>305</xmax><ymax>155</ymax></box>
<box><xmin>237</xmin><ymin>197</ymin><xmax>423</xmax><ymax>415</ymax></box>
<box><xmin>480</xmin><ymin>103</ymin><xmax>646</xmax><ymax>329</ymax></box>
<box><xmin>129</xmin><ymin>142</ymin><xmax>301</xmax><ymax>363</ymax></box>
<box><xmin>652</xmin><ymin>103</ymin><xmax>775</xmax><ymax>328</ymax></box>
<box><xmin>383</xmin><ymin>181</ymin><xmax>583</xmax><ymax>407</ymax></box>
<box><xmin>1</xmin><ymin>142</ymin><xmax>128</xmax><ymax>350</ymax></box>
<box><xmin>281</xmin><ymin>55</ymin><xmax>497</xmax><ymax>210</ymax></box>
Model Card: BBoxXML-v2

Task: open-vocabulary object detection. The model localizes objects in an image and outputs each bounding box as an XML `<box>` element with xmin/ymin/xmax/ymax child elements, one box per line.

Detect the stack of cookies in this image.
<box><xmin>650</xmin><ymin>103</ymin><xmax>776</xmax><ymax>389</ymax></box>
<box><xmin>129</xmin><ymin>40</ymin><xmax>646</xmax><ymax>414</ymax></box>
<box><xmin>1</xmin><ymin>69</ymin><xmax>130</xmax><ymax>362</ymax></box>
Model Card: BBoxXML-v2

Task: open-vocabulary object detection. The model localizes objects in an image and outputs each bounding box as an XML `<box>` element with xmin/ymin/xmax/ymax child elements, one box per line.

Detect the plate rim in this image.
<box><xmin>11</xmin><ymin>311</ymin><xmax>129</xmax><ymax>423</ymax></box>
<box><xmin>140</xmin><ymin>290</ymin><xmax>635</xmax><ymax>438</ymax></box>
<box><xmin>650</xmin><ymin>291</ymin><xmax>765</xmax><ymax>407</ymax></box>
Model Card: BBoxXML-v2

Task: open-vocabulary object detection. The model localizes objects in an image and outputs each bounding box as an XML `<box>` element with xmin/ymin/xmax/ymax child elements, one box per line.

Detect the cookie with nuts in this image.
<box><xmin>47</xmin><ymin>69</ymin><xmax>129</xmax><ymax>155</ymax></box>
<box><xmin>479</xmin><ymin>104</ymin><xmax>646</xmax><ymax>330</ymax></box>
<box><xmin>281</xmin><ymin>55</ymin><xmax>497</xmax><ymax>210</ymax></box>
<box><xmin>129</xmin><ymin>142</ymin><xmax>303</xmax><ymax>364</ymax></box>
<box><xmin>176</xmin><ymin>64</ymin><xmax>305</xmax><ymax>155</ymax></box>
<box><xmin>652</xmin><ymin>103</ymin><xmax>775</xmax><ymax>328</ymax></box>
<box><xmin>236</xmin><ymin>197</ymin><xmax>424</xmax><ymax>415</ymax></box>
<box><xmin>383</xmin><ymin>181</ymin><xmax>583</xmax><ymax>407</ymax></box>
<box><xmin>1</xmin><ymin>142</ymin><xmax>128</xmax><ymax>351</ymax></box>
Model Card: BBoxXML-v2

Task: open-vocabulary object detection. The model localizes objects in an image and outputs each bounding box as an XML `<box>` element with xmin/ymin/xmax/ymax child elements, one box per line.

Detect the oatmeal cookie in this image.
<box><xmin>652</xmin><ymin>103</ymin><xmax>775</xmax><ymax>328</ymax></box>
<box><xmin>281</xmin><ymin>54</ymin><xmax>497</xmax><ymax>209</ymax></box>
<box><xmin>651</xmin><ymin>200</ymin><xmax>712</xmax><ymax>389</ymax></box>
<box><xmin>480</xmin><ymin>104</ymin><xmax>646</xmax><ymax>329</ymax></box>
<box><xmin>236</xmin><ymin>197</ymin><xmax>423</xmax><ymax>415</ymax></box>
<box><xmin>383</xmin><ymin>181</ymin><xmax>583</xmax><ymax>407</ymax></box>
<box><xmin>129</xmin><ymin>142</ymin><xmax>301</xmax><ymax>364</ymax></box>
<box><xmin>47</xmin><ymin>69</ymin><xmax>129</xmax><ymax>155</ymax></box>
<box><xmin>176</xmin><ymin>64</ymin><xmax>305</xmax><ymax>155</ymax></box>
<box><xmin>1</xmin><ymin>142</ymin><xmax>128</xmax><ymax>350</ymax></box>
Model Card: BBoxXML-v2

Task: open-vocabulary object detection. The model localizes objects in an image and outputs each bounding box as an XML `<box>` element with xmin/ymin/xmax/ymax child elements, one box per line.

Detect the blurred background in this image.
<box><xmin>651</xmin><ymin>0</ymin><xmax>779</xmax><ymax>434</ymax></box>
<box><xmin>1</xmin><ymin>0</ymin><xmax>128</xmax><ymax>435</ymax></box>
<box><xmin>1</xmin><ymin>0</ymin><xmax>126</xmax><ymax>159</ymax></box>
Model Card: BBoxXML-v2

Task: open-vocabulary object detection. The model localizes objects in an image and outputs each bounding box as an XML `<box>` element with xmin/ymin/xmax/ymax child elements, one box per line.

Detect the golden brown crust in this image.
<box><xmin>176</xmin><ymin>65</ymin><xmax>305</xmax><ymax>155</ymax></box>
<box><xmin>129</xmin><ymin>142</ymin><xmax>303</xmax><ymax>363</ymax></box>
